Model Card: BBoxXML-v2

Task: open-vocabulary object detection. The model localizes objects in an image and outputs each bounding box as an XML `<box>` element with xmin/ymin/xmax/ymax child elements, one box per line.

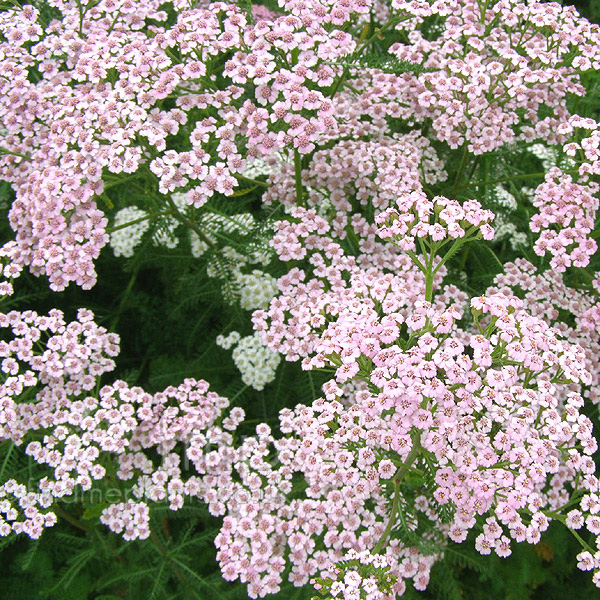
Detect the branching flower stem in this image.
<box><xmin>164</xmin><ymin>196</ymin><xmax>216</xmax><ymax>251</ymax></box>
<box><xmin>373</xmin><ymin>444</ymin><xmax>421</xmax><ymax>554</ymax></box>
<box><xmin>106</xmin><ymin>211</ymin><xmax>171</xmax><ymax>234</ymax></box>
<box><xmin>294</xmin><ymin>148</ymin><xmax>305</xmax><ymax>208</ymax></box>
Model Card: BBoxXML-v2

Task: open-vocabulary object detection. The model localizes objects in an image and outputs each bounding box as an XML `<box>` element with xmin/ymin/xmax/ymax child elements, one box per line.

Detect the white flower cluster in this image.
<box><xmin>241</xmin><ymin>157</ymin><xmax>271</xmax><ymax>179</ymax></box>
<box><xmin>109</xmin><ymin>195</ymin><xmax>269</xmax><ymax>262</ymax></box>
<box><xmin>494</xmin><ymin>185</ymin><xmax>517</xmax><ymax>211</ymax></box>
<box><xmin>493</xmin><ymin>214</ymin><xmax>528</xmax><ymax>250</ymax></box>
<box><xmin>152</xmin><ymin>218</ymin><xmax>179</xmax><ymax>249</ymax></box>
<box><xmin>233</xmin><ymin>270</ymin><xmax>278</xmax><ymax>310</ymax></box>
<box><xmin>318</xmin><ymin>549</ymin><xmax>398</xmax><ymax>600</ymax></box>
<box><xmin>195</xmin><ymin>214</ymin><xmax>276</xmax><ymax>309</ymax></box>
<box><xmin>487</xmin><ymin>185</ymin><xmax>526</xmax><ymax>249</ymax></box>
<box><xmin>109</xmin><ymin>195</ymin><xmax>189</xmax><ymax>257</ymax></box>
<box><xmin>529</xmin><ymin>143</ymin><xmax>576</xmax><ymax>172</ymax></box>
<box><xmin>216</xmin><ymin>331</ymin><xmax>241</xmax><ymax>350</ymax></box>
<box><xmin>216</xmin><ymin>331</ymin><xmax>280</xmax><ymax>390</ymax></box>
<box><xmin>109</xmin><ymin>206</ymin><xmax>150</xmax><ymax>257</ymax></box>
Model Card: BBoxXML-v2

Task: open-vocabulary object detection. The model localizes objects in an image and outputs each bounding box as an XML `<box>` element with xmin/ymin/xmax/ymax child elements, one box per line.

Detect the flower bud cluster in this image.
<box><xmin>312</xmin><ymin>550</ymin><xmax>398</xmax><ymax>600</ymax></box>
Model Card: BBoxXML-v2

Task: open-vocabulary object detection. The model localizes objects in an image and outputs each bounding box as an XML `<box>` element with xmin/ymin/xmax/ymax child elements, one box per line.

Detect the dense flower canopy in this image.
<box><xmin>2</xmin><ymin>0</ymin><xmax>600</xmax><ymax>598</ymax></box>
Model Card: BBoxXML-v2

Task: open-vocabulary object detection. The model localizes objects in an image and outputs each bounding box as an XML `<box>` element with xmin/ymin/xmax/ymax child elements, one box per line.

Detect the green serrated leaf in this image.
<box><xmin>82</xmin><ymin>502</ymin><xmax>109</xmax><ymax>520</ymax></box>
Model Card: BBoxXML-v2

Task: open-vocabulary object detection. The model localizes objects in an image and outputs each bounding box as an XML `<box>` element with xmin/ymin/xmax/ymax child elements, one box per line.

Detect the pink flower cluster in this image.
<box><xmin>19</xmin><ymin>376</ymin><xmax>243</xmax><ymax>541</ymax></box>
<box><xmin>263</xmin><ymin>134</ymin><xmax>447</xmax><ymax>212</ymax></box>
<box><xmin>211</xmin><ymin>397</ymin><xmax>442</xmax><ymax>597</ymax></box>
<box><xmin>312</xmin><ymin>549</ymin><xmax>398</xmax><ymax>600</ymax></box>
<box><xmin>244</xmin><ymin>206</ymin><xmax>600</xmax><ymax>595</ymax></box>
<box><xmin>376</xmin><ymin>192</ymin><xmax>494</xmax><ymax>252</ymax></box>
<box><xmin>1</xmin><ymin>0</ymin><xmax>598</xmax><ymax>290</ymax></box>
<box><xmin>255</xmin><ymin>206</ymin><xmax>460</xmax><ymax>361</ymax></box>
<box><xmin>565</xmin><ymin>115</ymin><xmax>600</xmax><ymax>180</ymax></box>
<box><xmin>0</xmin><ymin>0</ymin><xmax>370</xmax><ymax>288</ymax></box>
<box><xmin>491</xmin><ymin>258</ymin><xmax>600</xmax><ymax>403</ymax></box>
<box><xmin>100</xmin><ymin>501</ymin><xmax>150</xmax><ymax>542</ymax></box>
<box><xmin>225</xmin><ymin>276</ymin><xmax>600</xmax><ymax>596</ymax></box>
<box><xmin>0</xmin><ymin>298</ymin><xmax>120</xmax><ymax>537</ymax></box>
<box><xmin>0</xmin><ymin>307</ymin><xmax>119</xmax><ymax>444</ymax></box>
<box><xmin>529</xmin><ymin>167</ymin><xmax>598</xmax><ymax>271</ymax></box>
<box><xmin>389</xmin><ymin>0</ymin><xmax>600</xmax><ymax>152</ymax></box>
<box><xmin>1</xmin><ymin>0</ymin><xmax>600</xmax><ymax>597</ymax></box>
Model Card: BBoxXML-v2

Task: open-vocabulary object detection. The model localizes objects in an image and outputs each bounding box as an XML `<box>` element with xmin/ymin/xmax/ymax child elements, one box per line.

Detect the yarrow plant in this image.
<box><xmin>247</xmin><ymin>199</ymin><xmax>600</xmax><ymax>597</ymax></box>
<box><xmin>1</xmin><ymin>0</ymin><xmax>600</xmax><ymax>598</ymax></box>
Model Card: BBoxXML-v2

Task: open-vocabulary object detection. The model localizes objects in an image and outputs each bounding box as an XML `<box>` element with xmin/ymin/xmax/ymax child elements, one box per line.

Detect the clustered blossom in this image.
<box><xmin>312</xmin><ymin>550</ymin><xmax>398</xmax><ymax>600</ymax></box>
<box><xmin>0</xmin><ymin>307</ymin><xmax>119</xmax><ymax>444</ymax></box>
<box><xmin>217</xmin><ymin>332</ymin><xmax>281</xmax><ymax>390</ymax></box>
<box><xmin>529</xmin><ymin>168</ymin><xmax>598</xmax><ymax>270</ymax></box>
<box><xmin>491</xmin><ymin>258</ymin><xmax>600</xmax><ymax>403</ymax></box>
<box><xmin>520</xmin><ymin>113</ymin><xmax>600</xmax><ymax>272</ymax></box>
<box><xmin>0</xmin><ymin>0</ymin><xmax>365</xmax><ymax>289</ymax></box>
<box><xmin>210</xmin><ymin>393</ymin><xmax>444</xmax><ymax>597</ymax></box>
<box><xmin>376</xmin><ymin>192</ymin><xmax>494</xmax><ymax>251</ymax></box>
<box><xmin>565</xmin><ymin>115</ymin><xmax>600</xmax><ymax>180</ymax></box>
<box><xmin>2</xmin><ymin>0</ymin><xmax>597</xmax><ymax>291</ymax></box>
<box><xmin>0</xmin><ymin>295</ymin><xmax>121</xmax><ymax>536</ymax></box>
<box><xmin>491</xmin><ymin>185</ymin><xmax>527</xmax><ymax>250</ymax></box>
<box><xmin>99</xmin><ymin>501</ymin><xmax>150</xmax><ymax>542</ymax></box>
<box><xmin>227</xmin><ymin>274</ymin><xmax>600</xmax><ymax>597</ymax></box>
<box><xmin>389</xmin><ymin>0</ymin><xmax>600</xmax><ymax>153</ymax></box>
<box><xmin>2</xmin><ymin>0</ymin><xmax>600</xmax><ymax>598</ymax></box>
<box><xmin>109</xmin><ymin>206</ymin><xmax>151</xmax><ymax>257</ymax></box>
<box><xmin>0</xmin><ymin>245</ymin><xmax>245</xmax><ymax>540</ymax></box>
<box><xmin>241</xmin><ymin>201</ymin><xmax>600</xmax><ymax>596</ymax></box>
<box><xmin>253</xmin><ymin>206</ymin><xmax>451</xmax><ymax>362</ymax></box>
<box><xmin>4</xmin><ymin>360</ymin><xmax>245</xmax><ymax>540</ymax></box>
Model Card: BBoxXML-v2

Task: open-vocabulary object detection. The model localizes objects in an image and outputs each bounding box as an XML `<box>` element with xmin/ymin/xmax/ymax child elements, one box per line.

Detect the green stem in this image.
<box><xmin>576</xmin><ymin>267</ymin><xmax>595</xmax><ymax>282</ymax></box>
<box><xmin>329</xmin><ymin>64</ymin><xmax>351</xmax><ymax>99</ymax></box>
<box><xmin>53</xmin><ymin>505</ymin><xmax>89</xmax><ymax>533</ymax></box>
<box><xmin>293</xmin><ymin>149</ymin><xmax>305</xmax><ymax>208</ymax></box>
<box><xmin>234</xmin><ymin>173</ymin><xmax>270</xmax><ymax>188</ymax></box>
<box><xmin>543</xmin><ymin>511</ymin><xmax>596</xmax><ymax>554</ymax></box>
<box><xmin>0</xmin><ymin>147</ymin><xmax>31</xmax><ymax>161</ymax></box>
<box><xmin>425</xmin><ymin>270</ymin><xmax>434</xmax><ymax>303</ymax></box>
<box><xmin>433</xmin><ymin>227</ymin><xmax>480</xmax><ymax>275</ymax></box>
<box><xmin>106</xmin><ymin>211</ymin><xmax>170</xmax><ymax>234</ymax></box>
<box><xmin>165</xmin><ymin>196</ymin><xmax>216</xmax><ymax>250</ymax></box>
<box><xmin>405</xmin><ymin>250</ymin><xmax>428</xmax><ymax>274</ymax></box>
<box><xmin>373</xmin><ymin>445</ymin><xmax>420</xmax><ymax>553</ymax></box>
<box><xmin>465</xmin><ymin>156</ymin><xmax>480</xmax><ymax>185</ymax></box>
